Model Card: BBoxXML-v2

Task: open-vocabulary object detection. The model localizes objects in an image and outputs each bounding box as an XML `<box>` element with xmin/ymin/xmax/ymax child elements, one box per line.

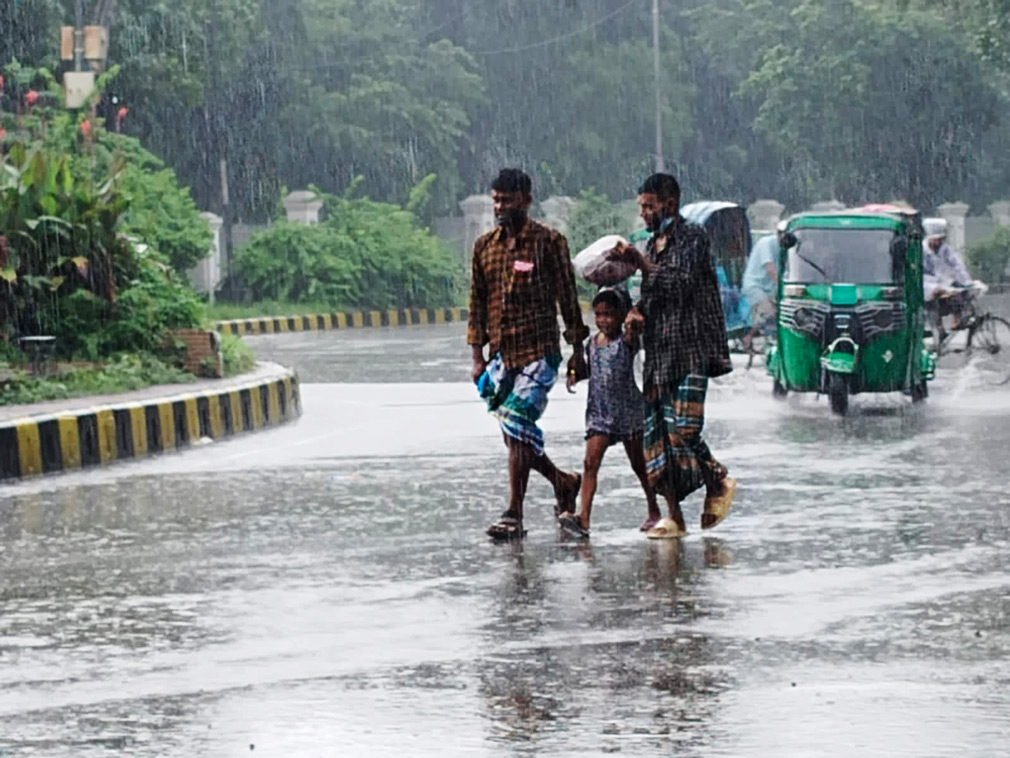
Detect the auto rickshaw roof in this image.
<box><xmin>681</xmin><ymin>201</ymin><xmax>742</xmax><ymax>226</ymax></box>
<box><xmin>786</xmin><ymin>210</ymin><xmax>910</xmax><ymax>232</ymax></box>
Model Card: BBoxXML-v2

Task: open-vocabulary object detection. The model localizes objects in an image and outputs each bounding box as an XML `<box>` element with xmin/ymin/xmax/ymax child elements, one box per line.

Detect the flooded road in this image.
<box><xmin>2</xmin><ymin>324</ymin><xmax>1009</xmax><ymax>756</ymax></box>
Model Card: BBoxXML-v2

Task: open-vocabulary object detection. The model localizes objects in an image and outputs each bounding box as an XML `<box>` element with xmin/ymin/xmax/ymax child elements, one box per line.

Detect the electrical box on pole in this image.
<box><xmin>63</xmin><ymin>71</ymin><xmax>96</xmax><ymax>109</ymax></box>
<box><xmin>60</xmin><ymin>27</ymin><xmax>75</xmax><ymax>60</ymax></box>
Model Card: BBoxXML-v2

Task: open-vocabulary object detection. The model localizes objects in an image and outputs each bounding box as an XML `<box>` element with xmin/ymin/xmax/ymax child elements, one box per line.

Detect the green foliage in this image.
<box><xmin>966</xmin><ymin>226</ymin><xmax>1010</xmax><ymax>284</ymax></box>
<box><xmin>1</xmin><ymin>127</ymin><xmax>205</xmax><ymax>361</ymax></box>
<box><xmin>7</xmin><ymin>0</ymin><xmax>1010</xmax><ymax>219</ymax></box>
<box><xmin>221</xmin><ymin>333</ymin><xmax>256</xmax><ymax>377</ymax></box>
<box><xmin>112</xmin><ymin>141</ymin><xmax>213</xmax><ymax>274</ymax></box>
<box><xmin>0</xmin><ymin>141</ymin><xmax>131</xmax><ymax>348</ymax></box>
<box><xmin>235</xmin><ymin>181</ymin><xmax>461</xmax><ymax>309</ymax></box>
<box><xmin>2</xmin><ymin>62</ymin><xmax>212</xmax><ymax>274</ymax></box>
<box><xmin>0</xmin><ymin>352</ymin><xmax>195</xmax><ymax>406</ymax></box>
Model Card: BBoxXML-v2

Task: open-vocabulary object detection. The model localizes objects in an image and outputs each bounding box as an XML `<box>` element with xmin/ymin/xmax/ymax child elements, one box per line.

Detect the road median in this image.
<box><xmin>215</xmin><ymin>307</ymin><xmax>469</xmax><ymax>335</ymax></box>
<box><xmin>0</xmin><ymin>362</ymin><xmax>300</xmax><ymax>482</ymax></box>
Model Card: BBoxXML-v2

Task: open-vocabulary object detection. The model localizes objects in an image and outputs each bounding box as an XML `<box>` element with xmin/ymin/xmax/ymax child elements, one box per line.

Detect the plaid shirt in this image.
<box><xmin>468</xmin><ymin>220</ymin><xmax>589</xmax><ymax>370</ymax></box>
<box><xmin>639</xmin><ymin>218</ymin><xmax>733</xmax><ymax>395</ymax></box>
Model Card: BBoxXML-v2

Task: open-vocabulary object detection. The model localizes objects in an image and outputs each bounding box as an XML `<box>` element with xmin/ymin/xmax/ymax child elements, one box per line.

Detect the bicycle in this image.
<box><xmin>929</xmin><ymin>281</ymin><xmax>1010</xmax><ymax>386</ymax></box>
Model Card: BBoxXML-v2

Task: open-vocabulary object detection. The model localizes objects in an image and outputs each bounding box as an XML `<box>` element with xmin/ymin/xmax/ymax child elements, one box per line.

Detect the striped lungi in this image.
<box><xmin>643</xmin><ymin>373</ymin><xmax>727</xmax><ymax>501</ymax></box>
<box><xmin>477</xmin><ymin>353</ymin><xmax>561</xmax><ymax>457</ymax></box>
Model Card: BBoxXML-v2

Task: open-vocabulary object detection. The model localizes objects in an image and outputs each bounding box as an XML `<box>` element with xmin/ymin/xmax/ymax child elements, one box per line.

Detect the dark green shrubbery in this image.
<box><xmin>235</xmin><ymin>176</ymin><xmax>462</xmax><ymax>310</ymax></box>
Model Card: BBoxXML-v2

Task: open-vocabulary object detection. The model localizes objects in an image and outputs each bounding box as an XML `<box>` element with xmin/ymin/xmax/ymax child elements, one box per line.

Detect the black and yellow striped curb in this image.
<box><xmin>0</xmin><ymin>371</ymin><xmax>300</xmax><ymax>482</ymax></box>
<box><xmin>215</xmin><ymin>307</ymin><xmax>469</xmax><ymax>336</ymax></box>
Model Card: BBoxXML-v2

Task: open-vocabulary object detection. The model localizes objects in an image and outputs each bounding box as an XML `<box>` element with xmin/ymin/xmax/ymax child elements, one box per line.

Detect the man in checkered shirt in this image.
<box><xmin>468</xmin><ymin>168</ymin><xmax>589</xmax><ymax>540</ymax></box>
<box><xmin>613</xmin><ymin>173</ymin><xmax>737</xmax><ymax>539</ymax></box>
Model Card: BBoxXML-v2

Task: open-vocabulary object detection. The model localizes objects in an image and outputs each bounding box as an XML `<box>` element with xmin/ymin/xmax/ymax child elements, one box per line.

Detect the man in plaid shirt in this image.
<box><xmin>614</xmin><ymin>173</ymin><xmax>737</xmax><ymax>539</ymax></box>
<box><xmin>468</xmin><ymin>168</ymin><xmax>589</xmax><ymax>540</ymax></box>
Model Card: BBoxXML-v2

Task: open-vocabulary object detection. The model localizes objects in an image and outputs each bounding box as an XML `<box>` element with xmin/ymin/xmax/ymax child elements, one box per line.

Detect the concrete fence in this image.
<box><xmin>187</xmin><ymin>192</ymin><xmax>1010</xmax><ymax>296</ymax></box>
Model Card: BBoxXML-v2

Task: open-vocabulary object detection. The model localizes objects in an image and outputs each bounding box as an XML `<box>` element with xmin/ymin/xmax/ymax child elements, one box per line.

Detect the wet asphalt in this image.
<box><xmin>1</xmin><ymin>320</ymin><xmax>1009</xmax><ymax>757</ymax></box>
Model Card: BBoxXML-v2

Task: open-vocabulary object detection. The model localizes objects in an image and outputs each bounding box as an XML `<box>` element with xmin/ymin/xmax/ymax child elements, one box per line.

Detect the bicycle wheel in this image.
<box><xmin>967</xmin><ymin>315</ymin><xmax>1010</xmax><ymax>386</ymax></box>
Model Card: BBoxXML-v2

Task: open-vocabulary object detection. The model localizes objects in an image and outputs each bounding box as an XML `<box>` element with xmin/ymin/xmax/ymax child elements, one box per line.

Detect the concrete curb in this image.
<box><xmin>215</xmin><ymin>307</ymin><xmax>469</xmax><ymax>336</ymax></box>
<box><xmin>0</xmin><ymin>368</ymin><xmax>301</xmax><ymax>482</ymax></box>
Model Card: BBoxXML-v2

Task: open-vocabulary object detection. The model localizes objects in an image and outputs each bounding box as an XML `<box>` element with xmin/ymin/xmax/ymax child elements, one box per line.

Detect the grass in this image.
<box><xmin>203</xmin><ymin>296</ymin><xmax>470</xmax><ymax>322</ymax></box>
<box><xmin>0</xmin><ymin>353</ymin><xmax>196</xmax><ymax>406</ymax></box>
<box><xmin>221</xmin><ymin>334</ymin><xmax>256</xmax><ymax>377</ymax></box>
<box><xmin>204</xmin><ymin>300</ymin><xmax>342</xmax><ymax>321</ymax></box>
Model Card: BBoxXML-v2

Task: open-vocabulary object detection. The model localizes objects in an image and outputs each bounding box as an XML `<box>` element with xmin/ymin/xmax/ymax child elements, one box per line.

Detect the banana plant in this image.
<box><xmin>1</xmin><ymin>140</ymin><xmax>131</xmax><ymax>343</ymax></box>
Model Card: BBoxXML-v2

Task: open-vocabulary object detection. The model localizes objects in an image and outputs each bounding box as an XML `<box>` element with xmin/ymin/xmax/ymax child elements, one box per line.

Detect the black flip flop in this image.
<box><xmin>558</xmin><ymin>514</ymin><xmax>590</xmax><ymax>540</ymax></box>
<box><xmin>487</xmin><ymin>512</ymin><xmax>526</xmax><ymax>541</ymax></box>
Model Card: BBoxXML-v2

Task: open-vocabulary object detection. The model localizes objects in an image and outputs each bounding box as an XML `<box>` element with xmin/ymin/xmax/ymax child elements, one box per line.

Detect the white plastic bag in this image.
<box><xmin>572</xmin><ymin>234</ymin><xmax>637</xmax><ymax>286</ymax></box>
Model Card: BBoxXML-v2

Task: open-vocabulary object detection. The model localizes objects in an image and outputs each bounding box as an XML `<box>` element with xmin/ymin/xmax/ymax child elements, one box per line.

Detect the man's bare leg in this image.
<box><xmin>506</xmin><ymin>433</ymin><xmax>579</xmax><ymax>513</ymax></box>
<box><xmin>505</xmin><ymin>437</ymin><xmax>534</xmax><ymax>520</ymax></box>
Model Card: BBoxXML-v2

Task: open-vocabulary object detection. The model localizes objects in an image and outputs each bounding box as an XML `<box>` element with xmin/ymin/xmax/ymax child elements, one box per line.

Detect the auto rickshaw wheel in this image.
<box><xmin>827</xmin><ymin>373</ymin><xmax>848</xmax><ymax>416</ymax></box>
<box><xmin>772</xmin><ymin>379</ymin><xmax>788</xmax><ymax>399</ymax></box>
<box><xmin>910</xmin><ymin>380</ymin><xmax>928</xmax><ymax>403</ymax></box>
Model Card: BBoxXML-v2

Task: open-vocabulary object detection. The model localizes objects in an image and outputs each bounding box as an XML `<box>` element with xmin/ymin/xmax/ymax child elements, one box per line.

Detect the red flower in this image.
<box><xmin>117</xmin><ymin>106</ymin><xmax>129</xmax><ymax>121</ymax></box>
<box><xmin>80</xmin><ymin>119</ymin><xmax>91</xmax><ymax>137</ymax></box>
<box><xmin>25</xmin><ymin>90</ymin><xmax>38</xmax><ymax>106</ymax></box>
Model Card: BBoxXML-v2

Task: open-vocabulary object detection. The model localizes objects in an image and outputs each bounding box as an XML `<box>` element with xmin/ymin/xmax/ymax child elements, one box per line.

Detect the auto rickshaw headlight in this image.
<box><xmin>784</xmin><ymin>285</ymin><xmax>807</xmax><ymax>298</ymax></box>
<box><xmin>881</xmin><ymin>287</ymin><xmax>902</xmax><ymax>300</ymax></box>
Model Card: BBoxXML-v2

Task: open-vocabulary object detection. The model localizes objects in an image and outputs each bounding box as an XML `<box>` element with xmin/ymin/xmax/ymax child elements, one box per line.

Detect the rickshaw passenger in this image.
<box><xmin>922</xmin><ymin>218</ymin><xmax>972</xmax><ymax>330</ymax></box>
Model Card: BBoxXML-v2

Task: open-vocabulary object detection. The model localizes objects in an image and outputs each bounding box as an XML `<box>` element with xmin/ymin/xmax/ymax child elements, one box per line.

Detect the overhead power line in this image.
<box><xmin>473</xmin><ymin>0</ymin><xmax>639</xmax><ymax>56</ymax></box>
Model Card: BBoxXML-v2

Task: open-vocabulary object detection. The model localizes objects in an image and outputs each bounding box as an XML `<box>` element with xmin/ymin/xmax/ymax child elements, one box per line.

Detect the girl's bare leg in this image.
<box><xmin>623</xmin><ymin>436</ymin><xmax>661</xmax><ymax>524</ymax></box>
<box><xmin>576</xmin><ymin>434</ymin><xmax>610</xmax><ymax>529</ymax></box>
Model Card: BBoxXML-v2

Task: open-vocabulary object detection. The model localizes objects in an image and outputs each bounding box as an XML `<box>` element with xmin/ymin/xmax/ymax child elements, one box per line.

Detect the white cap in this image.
<box><xmin>923</xmin><ymin>217</ymin><xmax>948</xmax><ymax>239</ymax></box>
<box><xmin>776</xmin><ymin>220</ymin><xmax>788</xmax><ymax>233</ymax></box>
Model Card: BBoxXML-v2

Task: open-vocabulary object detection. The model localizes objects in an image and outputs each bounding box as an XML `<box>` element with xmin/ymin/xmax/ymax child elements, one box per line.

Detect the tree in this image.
<box><xmin>688</xmin><ymin>0</ymin><xmax>1004</xmax><ymax>208</ymax></box>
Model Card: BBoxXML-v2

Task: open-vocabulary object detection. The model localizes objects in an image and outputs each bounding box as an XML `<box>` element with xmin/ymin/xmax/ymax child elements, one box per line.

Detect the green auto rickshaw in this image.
<box><xmin>765</xmin><ymin>208</ymin><xmax>936</xmax><ymax>415</ymax></box>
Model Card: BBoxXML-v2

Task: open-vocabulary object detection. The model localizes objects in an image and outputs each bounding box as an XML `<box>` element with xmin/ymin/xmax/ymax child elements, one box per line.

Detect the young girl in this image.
<box><xmin>559</xmin><ymin>288</ymin><xmax>660</xmax><ymax>538</ymax></box>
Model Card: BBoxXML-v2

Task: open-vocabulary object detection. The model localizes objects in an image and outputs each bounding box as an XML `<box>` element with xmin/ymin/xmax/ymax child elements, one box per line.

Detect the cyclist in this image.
<box><xmin>922</xmin><ymin>217</ymin><xmax>973</xmax><ymax>336</ymax></box>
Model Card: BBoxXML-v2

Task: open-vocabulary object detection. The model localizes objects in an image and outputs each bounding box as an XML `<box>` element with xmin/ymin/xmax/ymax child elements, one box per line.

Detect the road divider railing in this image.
<box><xmin>216</xmin><ymin>307</ymin><xmax>469</xmax><ymax>336</ymax></box>
<box><xmin>0</xmin><ymin>369</ymin><xmax>300</xmax><ymax>482</ymax></box>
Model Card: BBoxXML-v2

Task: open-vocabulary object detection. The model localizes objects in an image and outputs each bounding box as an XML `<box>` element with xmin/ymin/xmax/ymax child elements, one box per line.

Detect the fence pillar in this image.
<box><xmin>189</xmin><ymin>212</ymin><xmax>223</xmax><ymax>303</ymax></box>
<box><xmin>937</xmin><ymin>202</ymin><xmax>971</xmax><ymax>253</ymax></box>
<box><xmin>747</xmin><ymin>199</ymin><xmax>785</xmax><ymax>233</ymax></box>
<box><xmin>283</xmin><ymin>190</ymin><xmax>323</xmax><ymax>224</ymax></box>
<box><xmin>460</xmin><ymin>194</ymin><xmax>495</xmax><ymax>267</ymax></box>
<box><xmin>540</xmin><ymin>196</ymin><xmax>577</xmax><ymax>235</ymax></box>
<box><xmin>988</xmin><ymin>201</ymin><xmax>1010</xmax><ymax>229</ymax></box>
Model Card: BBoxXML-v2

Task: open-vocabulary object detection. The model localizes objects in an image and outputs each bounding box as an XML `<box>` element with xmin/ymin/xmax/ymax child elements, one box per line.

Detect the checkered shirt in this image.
<box><xmin>468</xmin><ymin>220</ymin><xmax>589</xmax><ymax>370</ymax></box>
<box><xmin>638</xmin><ymin>219</ymin><xmax>733</xmax><ymax>395</ymax></box>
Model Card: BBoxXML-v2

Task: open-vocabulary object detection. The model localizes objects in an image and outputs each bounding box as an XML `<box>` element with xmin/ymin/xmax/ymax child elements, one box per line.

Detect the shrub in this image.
<box><xmin>235</xmin><ymin>178</ymin><xmax>461</xmax><ymax>309</ymax></box>
<box><xmin>221</xmin><ymin>334</ymin><xmax>256</xmax><ymax>377</ymax></box>
<box><xmin>966</xmin><ymin>226</ymin><xmax>1010</xmax><ymax>284</ymax></box>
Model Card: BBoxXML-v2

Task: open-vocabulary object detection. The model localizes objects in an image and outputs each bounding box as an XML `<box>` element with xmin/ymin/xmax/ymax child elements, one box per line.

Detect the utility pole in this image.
<box><xmin>74</xmin><ymin>0</ymin><xmax>84</xmax><ymax>72</ymax></box>
<box><xmin>652</xmin><ymin>0</ymin><xmax>664</xmax><ymax>172</ymax></box>
<box><xmin>208</xmin><ymin>0</ymin><xmax>234</xmax><ymax>299</ymax></box>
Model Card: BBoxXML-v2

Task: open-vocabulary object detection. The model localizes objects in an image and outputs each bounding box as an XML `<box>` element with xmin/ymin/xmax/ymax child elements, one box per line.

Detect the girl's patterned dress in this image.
<box><xmin>585</xmin><ymin>334</ymin><xmax>644</xmax><ymax>443</ymax></box>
